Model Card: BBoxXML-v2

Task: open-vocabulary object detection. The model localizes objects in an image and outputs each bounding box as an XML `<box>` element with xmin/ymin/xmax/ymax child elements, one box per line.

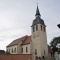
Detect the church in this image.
<box><xmin>6</xmin><ymin>6</ymin><xmax>48</xmax><ymax>58</ymax></box>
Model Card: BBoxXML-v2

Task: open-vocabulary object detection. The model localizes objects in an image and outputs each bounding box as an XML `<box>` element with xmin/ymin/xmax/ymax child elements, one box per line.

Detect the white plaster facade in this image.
<box><xmin>7</xmin><ymin>43</ymin><xmax>32</xmax><ymax>54</ymax></box>
<box><xmin>7</xmin><ymin>45</ymin><xmax>18</xmax><ymax>54</ymax></box>
<box><xmin>31</xmin><ymin>24</ymin><xmax>48</xmax><ymax>58</ymax></box>
<box><xmin>21</xmin><ymin>44</ymin><xmax>31</xmax><ymax>54</ymax></box>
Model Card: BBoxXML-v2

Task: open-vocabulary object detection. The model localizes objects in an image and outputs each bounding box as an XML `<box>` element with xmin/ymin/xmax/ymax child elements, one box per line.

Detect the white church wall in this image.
<box><xmin>21</xmin><ymin>44</ymin><xmax>31</xmax><ymax>54</ymax></box>
<box><xmin>31</xmin><ymin>24</ymin><xmax>48</xmax><ymax>58</ymax></box>
<box><xmin>6</xmin><ymin>45</ymin><xmax>18</xmax><ymax>54</ymax></box>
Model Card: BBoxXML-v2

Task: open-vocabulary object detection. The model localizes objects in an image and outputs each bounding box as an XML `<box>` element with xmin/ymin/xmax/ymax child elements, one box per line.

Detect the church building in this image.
<box><xmin>6</xmin><ymin>6</ymin><xmax>48</xmax><ymax>58</ymax></box>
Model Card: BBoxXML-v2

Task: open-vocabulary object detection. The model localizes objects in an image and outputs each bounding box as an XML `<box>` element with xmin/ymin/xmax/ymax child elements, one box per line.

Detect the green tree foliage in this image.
<box><xmin>50</xmin><ymin>36</ymin><xmax>60</xmax><ymax>56</ymax></box>
<box><xmin>50</xmin><ymin>36</ymin><xmax>60</xmax><ymax>47</ymax></box>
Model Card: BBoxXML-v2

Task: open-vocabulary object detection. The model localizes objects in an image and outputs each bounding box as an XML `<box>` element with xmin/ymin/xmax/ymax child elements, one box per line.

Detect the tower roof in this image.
<box><xmin>31</xmin><ymin>6</ymin><xmax>46</xmax><ymax>27</ymax></box>
<box><xmin>35</xmin><ymin>5</ymin><xmax>41</xmax><ymax>16</ymax></box>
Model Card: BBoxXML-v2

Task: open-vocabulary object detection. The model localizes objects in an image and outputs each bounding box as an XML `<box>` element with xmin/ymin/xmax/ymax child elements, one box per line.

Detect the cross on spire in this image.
<box><xmin>37</xmin><ymin>3</ymin><xmax>38</xmax><ymax>6</ymax></box>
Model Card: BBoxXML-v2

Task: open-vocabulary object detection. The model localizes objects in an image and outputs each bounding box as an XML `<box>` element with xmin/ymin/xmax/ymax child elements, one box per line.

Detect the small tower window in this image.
<box><xmin>26</xmin><ymin>47</ymin><xmax>28</xmax><ymax>53</ymax></box>
<box><xmin>36</xmin><ymin>25</ymin><xmax>38</xmax><ymax>31</ymax></box>
<box><xmin>33</xmin><ymin>27</ymin><xmax>35</xmax><ymax>32</ymax></box>
<box><xmin>41</xmin><ymin>25</ymin><xmax>42</xmax><ymax>31</ymax></box>
<box><xmin>44</xmin><ymin>27</ymin><xmax>45</xmax><ymax>32</ymax></box>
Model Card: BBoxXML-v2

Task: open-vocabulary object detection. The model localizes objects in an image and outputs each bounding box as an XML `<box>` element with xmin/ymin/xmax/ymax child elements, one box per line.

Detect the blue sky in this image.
<box><xmin>0</xmin><ymin>0</ymin><xmax>60</xmax><ymax>50</ymax></box>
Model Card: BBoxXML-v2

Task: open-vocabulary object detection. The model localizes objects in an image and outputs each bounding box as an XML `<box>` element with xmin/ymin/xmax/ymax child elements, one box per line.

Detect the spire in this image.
<box><xmin>35</xmin><ymin>5</ymin><xmax>41</xmax><ymax>16</ymax></box>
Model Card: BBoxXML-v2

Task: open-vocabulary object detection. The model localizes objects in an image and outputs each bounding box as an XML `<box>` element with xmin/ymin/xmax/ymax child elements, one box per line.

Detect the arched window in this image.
<box><xmin>9</xmin><ymin>49</ymin><xmax>10</xmax><ymax>53</ymax></box>
<box><xmin>14</xmin><ymin>48</ymin><xmax>16</xmax><ymax>53</ymax></box>
<box><xmin>36</xmin><ymin>25</ymin><xmax>38</xmax><ymax>31</ymax></box>
<box><xmin>44</xmin><ymin>27</ymin><xmax>45</xmax><ymax>32</ymax></box>
<box><xmin>35</xmin><ymin>49</ymin><xmax>37</xmax><ymax>55</ymax></box>
<box><xmin>21</xmin><ymin>48</ymin><xmax>23</xmax><ymax>53</ymax></box>
<box><xmin>33</xmin><ymin>27</ymin><xmax>35</xmax><ymax>32</ymax></box>
<box><xmin>11</xmin><ymin>48</ymin><xmax>13</xmax><ymax>53</ymax></box>
<box><xmin>41</xmin><ymin>25</ymin><xmax>42</xmax><ymax>31</ymax></box>
<box><xmin>26</xmin><ymin>47</ymin><xmax>28</xmax><ymax>53</ymax></box>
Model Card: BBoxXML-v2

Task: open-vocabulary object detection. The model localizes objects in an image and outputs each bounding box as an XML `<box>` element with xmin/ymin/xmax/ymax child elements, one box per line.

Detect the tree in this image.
<box><xmin>50</xmin><ymin>36</ymin><xmax>60</xmax><ymax>57</ymax></box>
<box><xmin>50</xmin><ymin>36</ymin><xmax>60</xmax><ymax>47</ymax></box>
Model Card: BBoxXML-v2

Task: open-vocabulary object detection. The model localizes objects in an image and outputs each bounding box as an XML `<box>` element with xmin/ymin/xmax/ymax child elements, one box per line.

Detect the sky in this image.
<box><xmin>0</xmin><ymin>0</ymin><xmax>60</xmax><ymax>51</ymax></box>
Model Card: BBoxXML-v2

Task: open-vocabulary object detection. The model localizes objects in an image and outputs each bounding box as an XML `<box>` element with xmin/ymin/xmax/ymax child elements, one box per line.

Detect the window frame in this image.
<box><xmin>26</xmin><ymin>47</ymin><xmax>28</xmax><ymax>53</ymax></box>
<box><xmin>41</xmin><ymin>25</ymin><xmax>42</xmax><ymax>31</ymax></box>
<box><xmin>11</xmin><ymin>48</ymin><xmax>13</xmax><ymax>53</ymax></box>
<box><xmin>14</xmin><ymin>48</ymin><xmax>16</xmax><ymax>53</ymax></box>
<box><xmin>9</xmin><ymin>49</ymin><xmax>10</xmax><ymax>53</ymax></box>
<box><xmin>36</xmin><ymin>25</ymin><xmax>38</xmax><ymax>31</ymax></box>
<box><xmin>21</xmin><ymin>48</ymin><xmax>23</xmax><ymax>53</ymax></box>
<box><xmin>44</xmin><ymin>26</ymin><xmax>45</xmax><ymax>32</ymax></box>
<box><xmin>33</xmin><ymin>27</ymin><xmax>35</xmax><ymax>32</ymax></box>
<box><xmin>35</xmin><ymin>49</ymin><xmax>37</xmax><ymax>55</ymax></box>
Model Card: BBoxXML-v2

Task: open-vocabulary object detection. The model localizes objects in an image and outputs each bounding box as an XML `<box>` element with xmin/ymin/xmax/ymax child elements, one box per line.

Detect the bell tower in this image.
<box><xmin>31</xmin><ymin>5</ymin><xmax>48</xmax><ymax>59</ymax></box>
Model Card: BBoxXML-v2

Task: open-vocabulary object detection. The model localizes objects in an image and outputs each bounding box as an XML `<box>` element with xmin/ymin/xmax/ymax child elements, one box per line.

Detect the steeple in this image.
<box><xmin>35</xmin><ymin>5</ymin><xmax>41</xmax><ymax>16</ymax></box>
<box><xmin>31</xmin><ymin>5</ymin><xmax>46</xmax><ymax>27</ymax></box>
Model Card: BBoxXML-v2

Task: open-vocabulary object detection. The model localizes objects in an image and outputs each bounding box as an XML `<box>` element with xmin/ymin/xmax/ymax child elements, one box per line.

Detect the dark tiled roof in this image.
<box><xmin>31</xmin><ymin>6</ymin><xmax>45</xmax><ymax>26</ymax></box>
<box><xmin>32</xmin><ymin>16</ymin><xmax>45</xmax><ymax>26</ymax></box>
<box><xmin>7</xmin><ymin>35</ymin><xmax>32</xmax><ymax>47</ymax></box>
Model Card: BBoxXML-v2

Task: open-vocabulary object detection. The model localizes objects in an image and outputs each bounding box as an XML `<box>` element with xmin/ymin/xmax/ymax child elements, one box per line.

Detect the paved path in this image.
<box><xmin>45</xmin><ymin>57</ymin><xmax>52</xmax><ymax>60</ymax></box>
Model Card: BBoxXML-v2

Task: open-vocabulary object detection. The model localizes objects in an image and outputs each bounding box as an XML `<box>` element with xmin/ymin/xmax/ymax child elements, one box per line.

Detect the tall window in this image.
<box><xmin>36</xmin><ymin>25</ymin><xmax>38</xmax><ymax>31</ymax></box>
<box><xmin>9</xmin><ymin>49</ymin><xmax>10</xmax><ymax>53</ymax></box>
<box><xmin>14</xmin><ymin>48</ymin><xmax>16</xmax><ymax>53</ymax></box>
<box><xmin>26</xmin><ymin>47</ymin><xmax>28</xmax><ymax>53</ymax></box>
<box><xmin>21</xmin><ymin>48</ymin><xmax>23</xmax><ymax>53</ymax></box>
<box><xmin>41</xmin><ymin>25</ymin><xmax>42</xmax><ymax>31</ymax></box>
<box><xmin>35</xmin><ymin>49</ymin><xmax>37</xmax><ymax>55</ymax></box>
<box><xmin>33</xmin><ymin>27</ymin><xmax>35</xmax><ymax>32</ymax></box>
<box><xmin>44</xmin><ymin>50</ymin><xmax>45</xmax><ymax>55</ymax></box>
<box><xmin>11</xmin><ymin>48</ymin><xmax>13</xmax><ymax>53</ymax></box>
<box><xmin>7</xmin><ymin>49</ymin><xmax>8</xmax><ymax>52</ymax></box>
